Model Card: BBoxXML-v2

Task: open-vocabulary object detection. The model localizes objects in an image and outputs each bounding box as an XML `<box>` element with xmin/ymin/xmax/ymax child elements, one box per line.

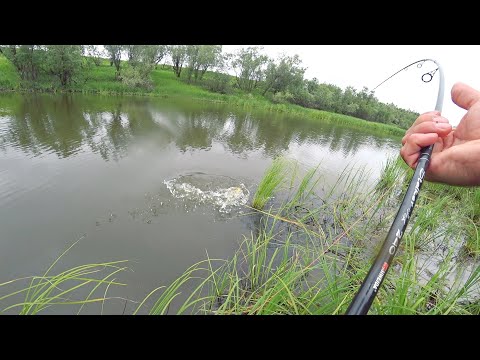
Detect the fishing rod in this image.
<box><xmin>345</xmin><ymin>58</ymin><xmax>445</xmax><ymax>315</ymax></box>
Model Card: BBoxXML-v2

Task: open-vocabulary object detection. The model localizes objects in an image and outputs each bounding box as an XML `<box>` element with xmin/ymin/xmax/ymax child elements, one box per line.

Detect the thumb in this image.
<box><xmin>451</xmin><ymin>82</ymin><xmax>480</xmax><ymax>111</ymax></box>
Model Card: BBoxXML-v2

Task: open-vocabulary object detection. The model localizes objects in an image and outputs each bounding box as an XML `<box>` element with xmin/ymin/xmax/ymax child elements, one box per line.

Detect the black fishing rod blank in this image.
<box><xmin>345</xmin><ymin>59</ymin><xmax>445</xmax><ymax>315</ymax></box>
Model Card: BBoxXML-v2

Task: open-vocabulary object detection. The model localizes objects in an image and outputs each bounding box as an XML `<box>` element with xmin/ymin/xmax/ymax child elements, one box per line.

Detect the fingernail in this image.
<box><xmin>432</xmin><ymin>116</ymin><xmax>449</xmax><ymax>123</ymax></box>
<box><xmin>435</xmin><ymin>123</ymin><xmax>451</xmax><ymax>130</ymax></box>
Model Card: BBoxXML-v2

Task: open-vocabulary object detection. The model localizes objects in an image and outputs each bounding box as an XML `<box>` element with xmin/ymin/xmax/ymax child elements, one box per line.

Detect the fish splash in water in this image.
<box><xmin>164</xmin><ymin>178</ymin><xmax>250</xmax><ymax>213</ymax></box>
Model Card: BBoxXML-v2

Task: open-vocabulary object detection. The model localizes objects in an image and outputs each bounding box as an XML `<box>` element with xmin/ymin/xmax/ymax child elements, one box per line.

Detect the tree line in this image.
<box><xmin>0</xmin><ymin>45</ymin><xmax>418</xmax><ymax>129</ymax></box>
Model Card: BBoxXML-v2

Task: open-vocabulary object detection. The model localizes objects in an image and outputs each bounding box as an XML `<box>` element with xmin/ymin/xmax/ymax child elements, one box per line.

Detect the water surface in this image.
<box><xmin>0</xmin><ymin>93</ymin><xmax>400</xmax><ymax>313</ymax></box>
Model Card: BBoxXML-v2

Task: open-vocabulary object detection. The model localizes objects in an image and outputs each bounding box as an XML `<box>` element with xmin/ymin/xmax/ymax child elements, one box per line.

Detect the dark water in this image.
<box><xmin>0</xmin><ymin>93</ymin><xmax>400</xmax><ymax>314</ymax></box>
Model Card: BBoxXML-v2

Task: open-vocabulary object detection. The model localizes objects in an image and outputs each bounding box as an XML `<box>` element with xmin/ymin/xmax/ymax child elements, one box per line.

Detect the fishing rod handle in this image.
<box><xmin>345</xmin><ymin>144</ymin><xmax>433</xmax><ymax>315</ymax></box>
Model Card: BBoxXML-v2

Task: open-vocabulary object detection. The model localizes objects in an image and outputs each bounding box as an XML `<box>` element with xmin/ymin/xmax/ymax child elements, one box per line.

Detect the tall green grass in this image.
<box><xmin>0</xmin><ymin>240</ymin><xmax>129</xmax><ymax>314</ymax></box>
<box><xmin>377</xmin><ymin>225</ymin><xmax>480</xmax><ymax>314</ymax></box>
<box><xmin>375</xmin><ymin>155</ymin><xmax>409</xmax><ymax>194</ymax></box>
<box><xmin>143</xmin><ymin>158</ymin><xmax>480</xmax><ymax>315</ymax></box>
<box><xmin>252</xmin><ymin>157</ymin><xmax>291</xmax><ymax>210</ymax></box>
<box><xmin>0</xmin><ymin>56</ymin><xmax>20</xmax><ymax>90</ymax></box>
<box><xmin>463</xmin><ymin>220</ymin><xmax>480</xmax><ymax>257</ymax></box>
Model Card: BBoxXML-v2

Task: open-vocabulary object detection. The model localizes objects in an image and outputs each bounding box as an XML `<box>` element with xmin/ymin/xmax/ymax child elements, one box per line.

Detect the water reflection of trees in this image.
<box><xmin>0</xmin><ymin>93</ymin><xmax>398</xmax><ymax>161</ymax></box>
<box><xmin>2</xmin><ymin>94</ymin><xmax>88</xmax><ymax>158</ymax></box>
<box><xmin>175</xmin><ymin>110</ymin><xmax>213</xmax><ymax>152</ymax></box>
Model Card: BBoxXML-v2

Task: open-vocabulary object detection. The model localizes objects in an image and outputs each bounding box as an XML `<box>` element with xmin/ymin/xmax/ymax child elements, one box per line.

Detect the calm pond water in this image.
<box><xmin>0</xmin><ymin>93</ymin><xmax>400</xmax><ymax>314</ymax></box>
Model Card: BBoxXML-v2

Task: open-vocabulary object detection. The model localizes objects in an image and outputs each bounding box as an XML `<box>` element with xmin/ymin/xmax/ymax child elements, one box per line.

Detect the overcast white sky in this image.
<box><xmin>223</xmin><ymin>45</ymin><xmax>480</xmax><ymax>126</ymax></box>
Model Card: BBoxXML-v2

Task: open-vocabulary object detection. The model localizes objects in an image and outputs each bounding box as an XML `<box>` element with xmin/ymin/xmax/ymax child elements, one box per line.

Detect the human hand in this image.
<box><xmin>400</xmin><ymin>82</ymin><xmax>480</xmax><ymax>186</ymax></box>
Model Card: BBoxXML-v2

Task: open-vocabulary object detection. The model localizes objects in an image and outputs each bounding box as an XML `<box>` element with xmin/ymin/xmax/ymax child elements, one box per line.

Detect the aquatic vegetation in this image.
<box><xmin>252</xmin><ymin>157</ymin><xmax>291</xmax><ymax>210</ymax></box>
<box><xmin>375</xmin><ymin>155</ymin><xmax>408</xmax><ymax>194</ymax></box>
<box><xmin>144</xmin><ymin>159</ymin><xmax>480</xmax><ymax>315</ymax></box>
<box><xmin>0</xmin><ymin>240</ymin><xmax>129</xmax><ymax>315</ymax></box>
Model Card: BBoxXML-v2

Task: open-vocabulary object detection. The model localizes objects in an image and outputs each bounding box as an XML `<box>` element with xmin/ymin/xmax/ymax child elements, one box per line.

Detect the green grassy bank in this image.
<box><xmin>0</xmin><ymin>56</ymin><xmax>405</xmax><ymax>137</ymax></box>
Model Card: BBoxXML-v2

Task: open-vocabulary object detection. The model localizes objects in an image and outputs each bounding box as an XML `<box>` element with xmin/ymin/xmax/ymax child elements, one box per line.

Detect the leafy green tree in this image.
<box><xmin>201</xmin><ymin>51</ymin><xmax>232</xmax><ymax>94</ymax></box>
<box><xmin>143</xmin><ymin>45</ymin><xmax>167</xmax><ymax>69</ymax></box>
<box><xmin>262</xmin><ymin>54</ymin><xmax>305</xmax><ymax>96</ymax></box>
<box><xmin>306</xmin><ymin>77</ymin><xmax>320</xmax><ymax>94</ymax></box>
<box><xmin>44</xmin><ymin>45</ymin><xmax>84</xmax><ymax>87</ymax></box>
<box><xmin>185</xmin><ymin>45</ymin><xmax>200</xmax><ymax>82</ymax></box>
<box><xmin>341</xmin><ymin>86</ymin><xmax>359</xmax><ymax>116</ymax></box>
<box><xmin>185</xmin><ymin>45</ymin><xmax>222</xmax><ymax>82</ymax></box>
<box><xmin>125</xmin><ymin>45</ymin><xmax>144</xmax><ymax>65</ymax></box>
<box><xmin>314</xmin><ymin>83</ymin><xmax>343</xmax><ymax>112</ymax></box>
<box><xmin>197</xmin><ymin>45</ymin><xmax>222</xmax><ymax>81</ymax></box>
<box><xmin>0</xmin><ymin>45</ymin><xmax>45</xmax><ymax>80</ymax></box>
<box><xmin>121</xmin><ymin>46</ymin><xmax>155</xmax><ymax>89</ymax></box>
<box><xmin>83</xmin><ymin>45</ymin><xmax>104</xmax><ymax>66</ymax></box>
<box><xmin>121</xmin><ymin>63</ymin><xmax>154</xmax><ymax>90</ymax></box>
<box><xmin>354</xmin><ymin>86</ymin><xmax>376</xmax><ymax>119</ymax></box>
<box><xmin>230</xmin><ymin>46</ymin><xmax>268</xmax><ymax>92</ymax></box>
<box><xmin>168</xmin><ymin>45</ymin><xmax>187</xmax><ymax>78</ymax></box>
<box><xmin>104</xmin><ymin>45</ymin><xmax>124</xmax><ymax>80</ymax></box>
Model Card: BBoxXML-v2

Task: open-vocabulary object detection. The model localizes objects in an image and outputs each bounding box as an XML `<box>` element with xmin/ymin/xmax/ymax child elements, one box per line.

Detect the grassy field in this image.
<box><xmin>0</xmin><ymin>56</ymin><xmax>20</xmax><ymax>89</ymax></box>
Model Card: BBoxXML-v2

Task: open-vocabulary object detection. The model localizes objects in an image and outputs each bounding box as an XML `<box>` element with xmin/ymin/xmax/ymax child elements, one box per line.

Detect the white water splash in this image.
<box><xmin>164</xmin><ymin>178</ymin><xmax>250</xmax><ymax>213</ymax></box>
